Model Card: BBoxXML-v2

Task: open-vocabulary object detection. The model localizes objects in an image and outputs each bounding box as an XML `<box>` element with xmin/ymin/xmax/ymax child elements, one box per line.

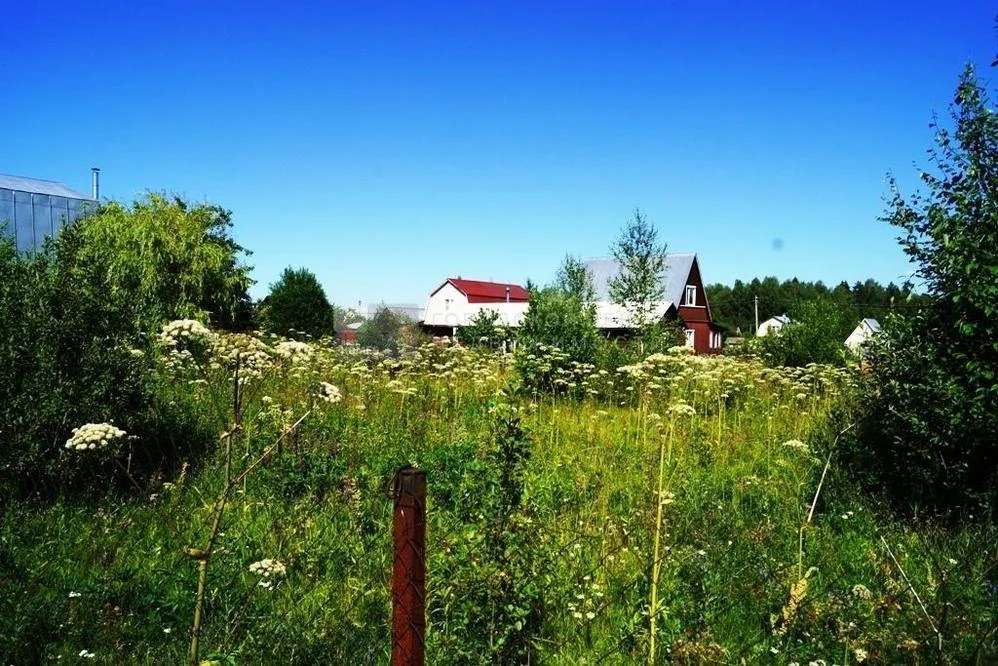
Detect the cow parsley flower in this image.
<box><xmin>851</xmin><ymin>584</ymin><xmax>872</xmax><ymax>600</ymax></box>
<box><xmin>317</xmin><ymin>382</ymin><xmax>342</xmax><ymax>404</ymax></box>
<box><xmin>159</xmin><ymin>319</ymin><xmax>215</xmax><ymax>346</ymax></box>
<box><xmin>65</xmin><ymin>423</ymin><xmax>126</xmax><ymax>452</ymax></box>
<box><xmin>249</xmin><ymin>558</ymin><xmax>287</xmax><ymax>588</ymax></box>
<box><xmin>781</xmin><ymin>439</ymin><xmax>809</xmax><ymax>453</ymax></box>
<box><xmin>667</xmin><ymin>402</ymin><xmax>696</xmax><ymax>417</ymax></box>
<box><xmin>275</xmin><ymin>340</ymin><xmax>313</xmax><ymax>360</ymax></box>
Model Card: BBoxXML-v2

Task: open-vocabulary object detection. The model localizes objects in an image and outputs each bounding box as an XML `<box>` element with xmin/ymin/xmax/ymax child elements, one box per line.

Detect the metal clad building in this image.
<box><xmin>0</xmin><ymin>173</ymin><xmax>97</xmax><ymax>253</ymax></box>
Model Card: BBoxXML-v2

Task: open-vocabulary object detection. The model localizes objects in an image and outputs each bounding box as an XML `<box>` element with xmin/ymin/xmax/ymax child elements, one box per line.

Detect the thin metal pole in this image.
<box><xmin>392</xmin><ymin>467</ymin><xmax>426</xmax><ymax>666</ymax></box>
<box><xmin>754</xmin><ymin>295</ymin><xmax>759</xmax><ymax>333</ymax></box>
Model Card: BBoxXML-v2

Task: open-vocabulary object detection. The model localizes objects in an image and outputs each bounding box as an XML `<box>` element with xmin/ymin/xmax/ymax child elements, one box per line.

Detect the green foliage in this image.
<box><xmin>555</xmin><ymin>254</ymin><xmax>596</xmax><ymax>302</ymax></box>
<box><xmin>756</xmin><ymin>298</ymin><xmax>852</xmax><ymax>367</ymax></box>
<box><xmin>707</xmin><ymin>277</ymin><xmax>928</xmax><ymax>337</ymax></box>
<box><xmin>262</xmin><ymin>267</ymin><xmax>335</xmax><ymax>338</ymax></box>
<box><xmin>1</xmin><ymin>334</ymin><xmax>995</xmax><ymax>663</ymax></box>
<box><xmin>608</xmin><ymin>208</ymin><xmax>667</xmax><ymax>331</ymax></box>
<box><xmin>59</xmin><ymin>194</ymin><xmax>253</xmax><ymax>331</ymax></box>
<box><xmin>0</xmin><ymin>233</ymin><xmax>214</xmax><ymax>499</ymax></box>
<box><xmin>848</xmin><ymin>63</ymin><xmax>998</xmax><ymax>518</ymax></box>
<box><xmin>517</xmin><ymin>287</ymin><xmax>601</xmax><ymax>386</ymax></box>
<box><xmin>457</xmin><ymin>309</ymin><xmax>509</xmax><ymax>349</ymax></box>
<box><xmin>356</xmin><ymin>307</ymin><xmax>407</xmax><ymax>351</ymax></box>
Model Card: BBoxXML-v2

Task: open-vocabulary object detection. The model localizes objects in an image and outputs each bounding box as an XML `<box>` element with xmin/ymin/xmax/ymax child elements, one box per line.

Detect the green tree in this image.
<box><xmin>608</xmin><ymin>208</ymin><xmax>666</xmax><ymax>331</ymax></box>
<box><xmin>457</xmin><ymin>309</ymin><xmax>508</xmax><ymax>349</ymax></box>
<box><xmin>555</xmin><ymin>254</ymin><xmax>596</xmax><ymax>303</ymax></box>
<box><xmin>58</xmin><ymin>194</ymin><xmax>253</xmax><ymax>331</ymax></box>
<box><xmin>356</xmin><ymin>307</ymin><xmax>405</xmax><ymax>351</ymax></box>
<box><xmin>851</xmin><ymin>63</ymin><xmax>998</xmax><ymax>518</ymax></box>
<box><xmin>262</xmin><ymin>267</ymin><xmax>335</xmax><ymax>338</ymax></box>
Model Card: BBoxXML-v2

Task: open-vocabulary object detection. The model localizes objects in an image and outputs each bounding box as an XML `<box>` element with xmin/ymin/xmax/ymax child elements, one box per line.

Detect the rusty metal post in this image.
<box><xmin>392</xmin><ymin>467</ymin><xmax>426</xmax><ymax>666</ymax></box>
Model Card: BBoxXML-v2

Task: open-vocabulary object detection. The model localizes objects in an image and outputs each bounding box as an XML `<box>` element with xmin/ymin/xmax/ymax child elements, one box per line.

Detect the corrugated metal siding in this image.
<box><xmin>0</xmin><ymin>175</ymin><xmax>95</xmax><ymax>253</ymax></box>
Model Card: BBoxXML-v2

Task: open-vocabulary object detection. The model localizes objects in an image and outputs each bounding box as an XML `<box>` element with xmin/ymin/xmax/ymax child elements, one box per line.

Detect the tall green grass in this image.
<box><xmin>0</xmin><ymin>334</ymin><xmax>994</xmax><ymax>664</ymax></box>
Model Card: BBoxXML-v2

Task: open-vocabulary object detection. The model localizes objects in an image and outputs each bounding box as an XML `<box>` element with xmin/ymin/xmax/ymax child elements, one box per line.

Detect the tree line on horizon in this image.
<box><xmin>706</xmin><ymin>276</ymin><xmax>931</xmax><ymax>338</ymax></box>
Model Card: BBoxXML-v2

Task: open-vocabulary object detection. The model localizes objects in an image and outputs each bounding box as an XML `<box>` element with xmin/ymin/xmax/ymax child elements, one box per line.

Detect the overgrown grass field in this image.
<box><xmin>1</xmin><ymin>330</ymin><xmax>994</xmax><ymax>664</ymax></box>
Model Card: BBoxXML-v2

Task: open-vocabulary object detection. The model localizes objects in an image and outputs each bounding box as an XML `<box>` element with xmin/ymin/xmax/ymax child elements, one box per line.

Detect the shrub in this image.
<box><xmin>457</xmin><ymin>309</ymin><xmax>509</xmax><ymax>350</ymax></box>
<box><xmin>845</xmin><ymin>64</ymin><xmax>998</xmax><ymax>519</ymax></box>
<box><xmin>757</xmin><ymin>298</ymin><xmax>851</xmax><ymax>367</ymax></box>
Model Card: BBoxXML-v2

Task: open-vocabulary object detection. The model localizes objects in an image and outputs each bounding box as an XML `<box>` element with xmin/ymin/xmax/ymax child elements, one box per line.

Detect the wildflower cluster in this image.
<box><xmin>249</xmin><ymin>558</ymin><xmax>287</xmax><ymax>589</ymax></box>
<box><xmin>317</xmin><ymin>382</ymin><xmax>343</xmax><ymax>404</ymax></box>
<box><xmin>159</xmin><ymin>319</ymin><xmax>215</xmax><ymax>347</ymax></box>
<box><xmin>65</xmin><ymin>423</ymin><xmax>126</xmax><ymax>452</ymax></box>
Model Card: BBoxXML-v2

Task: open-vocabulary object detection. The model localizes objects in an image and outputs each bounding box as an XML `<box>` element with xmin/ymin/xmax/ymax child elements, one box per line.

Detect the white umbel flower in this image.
<box><xmin>65</xmin><ymin>423</ymin><xmax>127</xmax><ymax>452</ymax></box>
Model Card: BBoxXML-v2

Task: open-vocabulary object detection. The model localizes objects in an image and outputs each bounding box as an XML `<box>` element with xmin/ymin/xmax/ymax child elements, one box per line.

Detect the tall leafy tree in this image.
<box><xmin>852</xmin><ymin>63</ymin><xmax>998</xmax><ymax>517</ymax></box>
<box><xmin>59</xmin><ymin>194</ymin><xmax>253</xmax><ymax>331</ymax></box>
<box><xmin>608</xmin><ymin>208</ymin><xmax>667</xmax><ymax>330</ymax></box>
<box><xmin>555</xmin><ymin>254</ymin><xmax>596</xmax><ymax>303</ymax></box>
<box><xmin>262</xmin><ymin>267</ymin><xmax>335</xmax><ymax>338</ymax></box>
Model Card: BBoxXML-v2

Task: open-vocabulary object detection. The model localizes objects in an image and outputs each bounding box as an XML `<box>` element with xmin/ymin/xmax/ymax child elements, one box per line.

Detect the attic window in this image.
<box><xmin>685</xmin><ymin>284</ymin><xmax>696</xmax><ymax>305</ymax></box>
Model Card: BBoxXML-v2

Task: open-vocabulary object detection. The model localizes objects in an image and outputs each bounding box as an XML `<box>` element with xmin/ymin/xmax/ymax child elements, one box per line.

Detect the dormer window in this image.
<box><xmin>685</xmin><ymin>284</ymin><xmax>696</xmax><ymax>305</ymax></box>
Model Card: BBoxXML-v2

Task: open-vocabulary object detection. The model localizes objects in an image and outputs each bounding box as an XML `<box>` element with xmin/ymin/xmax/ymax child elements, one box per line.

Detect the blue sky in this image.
<box><xmin>2</xmin><ymin>1</ymin><xmax>995</xmax><ymax>307</ymax></box>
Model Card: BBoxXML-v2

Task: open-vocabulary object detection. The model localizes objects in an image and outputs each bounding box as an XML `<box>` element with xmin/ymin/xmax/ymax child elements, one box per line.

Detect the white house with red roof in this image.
<box><xmin>421</xmin><ymin>277</ymin><xmax>530</xmax><ymax>337</ymax></box>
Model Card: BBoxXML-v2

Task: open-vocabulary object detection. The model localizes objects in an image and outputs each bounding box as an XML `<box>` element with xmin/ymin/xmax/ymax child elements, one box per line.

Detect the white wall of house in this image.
<box><xmin>757</xmin><ymin>316</ymin><xmax>790</xmax><ymax>337</ymax></box>
<box><xmin>422</xmin><ymin>282</ymin><xmax>528</xmax><ymax>331</ymax></box>
<box><xmin>594</xmin><ymin>301</ymin><xmax>672</xmax><ymax>329</ymax></box>
<box><xmin>845</xmin><ymin>320</ymin><xmax>879</xmax><ymax>351</ymax></box>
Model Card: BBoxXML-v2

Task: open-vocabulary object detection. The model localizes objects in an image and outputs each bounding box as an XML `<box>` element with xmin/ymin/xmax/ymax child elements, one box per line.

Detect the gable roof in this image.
<box><xmin>584</xmin><ymin>253</ymin><xmax>697</xmax><ymax>307</ymax></box>
<box><xmin>0</xmin><ymin>173</ymin><xmax>92</xmax><ymax>200</ymax></box>
<box><xmin>861</xmin><ymin>318</ymin><xmax>881</xmax><ymax>332</ymax></box>
<box><xmin>436</xmin><ymin>278</ymin><xmax>530</xmax><ymax>303</ymax></box>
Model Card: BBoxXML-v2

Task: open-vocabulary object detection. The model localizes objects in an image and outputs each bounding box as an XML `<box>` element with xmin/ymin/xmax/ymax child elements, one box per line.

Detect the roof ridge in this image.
<box><xmin>0</xmin><ymin>173</ymin><xmax>64</xmax><ymax>184</ymax></box>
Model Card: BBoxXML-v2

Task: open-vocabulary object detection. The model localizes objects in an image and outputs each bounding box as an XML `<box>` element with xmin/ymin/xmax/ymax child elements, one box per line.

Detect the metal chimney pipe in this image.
<box><xmin>91</xmin><ymin>167</ymin><xmax>100</xmax><ymax>200</ymax></box>
<box><xmin>505</xmin><ymin>286</ymin><xmax>510</xmax><ymax>303</ymax></box>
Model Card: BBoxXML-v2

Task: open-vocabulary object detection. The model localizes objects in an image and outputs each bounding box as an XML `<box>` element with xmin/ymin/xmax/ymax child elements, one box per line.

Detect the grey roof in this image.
<box><xmin>364</xmin><ymin>302</ymin><xmax>424</xmax><ymax>321</ymax></box>
<box><xmin>862</xmin><ymin>318</ymin><xmax>881</xmax><ymax>332</ymax></box>
<box><xmin>774</xmin><ymin>314</ymin><xmax>791</xmax><ymax>324</ymax></box>
<box><xmin>585</xmin><ymin>253</ymin><xmax>697</xmax><ymax>306</ymax></box>
<box><xmin>0</xmin><ymin>173</ymin><xmax>92</xmax><ymax>200</ymax></box>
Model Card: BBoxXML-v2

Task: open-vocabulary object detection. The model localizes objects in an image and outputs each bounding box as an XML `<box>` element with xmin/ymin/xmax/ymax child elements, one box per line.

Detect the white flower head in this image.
<box><xmin>781</xmin><ymin>439</ymin><xmax>809</xmax><ymax>453</ymax></box>
<box><xmin>249</xmin><ymin>558</ymin><xmax>287</xmax><ymax>582</ymax></box>
<box><xmin>158</xmin><ymin>319</ymin><xmax>215</xmax><ymax>347</ymax></box>
<box><xmin>64</xmin><ymin>423</ymin><xmax>127</xmax><ymax>452</ymax></box>
<box><xmin>317</xmin><ymin>382</ymin><xmax>342</xmax><ymax>404</ymax></box>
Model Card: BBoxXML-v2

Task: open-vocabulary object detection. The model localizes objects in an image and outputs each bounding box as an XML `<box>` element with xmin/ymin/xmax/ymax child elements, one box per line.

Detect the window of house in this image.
<box><xmin>445</xmin><ymin>298</ymin><xmax>452</xmax><ymax>311</ymax></box>
<box><xmin>685</xmin><ymin>284</ymin><xmax>696</xmax><ymax>305</ymax></box>
<box><xmin>685</xmin><ymin>329</ymin><xmax>695</xmax><ymax>348</ymax></box>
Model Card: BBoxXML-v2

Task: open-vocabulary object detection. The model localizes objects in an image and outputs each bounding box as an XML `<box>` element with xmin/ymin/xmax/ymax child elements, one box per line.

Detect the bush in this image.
<box><xmin>0</xmin><ymin>194</ymin><xmax>246</xmax><ymax>499</ymax></box>
<box><xmin>357</xmin><ymin>307</ymin><xmax>406</xmax><ymax>351</ymax></box>
<box><xmin>844</xmin><ymin>64</ymin><xmax>998</xmax><ymax>519</ymax></box>
<box><xmin>757</xmin><ymin>298</ymin><xmax>851</xmax><ymax>367</ymax></box>
<box><xmin>457</xmin><ymin>309</ymin><xmax>510</xmax><ymax>350</ymax></box>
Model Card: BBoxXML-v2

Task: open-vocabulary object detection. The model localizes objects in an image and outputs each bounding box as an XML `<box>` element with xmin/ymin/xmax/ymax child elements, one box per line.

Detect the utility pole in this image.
<box><xmin>754</xmin><ymin>295</ymin><xmax>759</xmax><ymax>333</ymax></box>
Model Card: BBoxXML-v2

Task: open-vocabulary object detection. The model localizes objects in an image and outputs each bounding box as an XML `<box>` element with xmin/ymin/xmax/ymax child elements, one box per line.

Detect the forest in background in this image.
<box><xmin>706</xmin><ymin>277</ymin><xmax>931</xmax><ymax>337</ymax></box>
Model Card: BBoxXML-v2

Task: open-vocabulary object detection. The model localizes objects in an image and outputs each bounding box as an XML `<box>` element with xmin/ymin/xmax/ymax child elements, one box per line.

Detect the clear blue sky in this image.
<box><xmin>2</xmin><ymin>1</ymin><xmax>995</xmax><ymax>307</ymax></box>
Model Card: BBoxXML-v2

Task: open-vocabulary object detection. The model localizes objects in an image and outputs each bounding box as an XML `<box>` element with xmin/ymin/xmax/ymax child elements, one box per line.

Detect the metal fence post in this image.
<box><xmin>392</xmin><ymin>467</ymin><xmax>426</xmax><ymax>666</ymax></box>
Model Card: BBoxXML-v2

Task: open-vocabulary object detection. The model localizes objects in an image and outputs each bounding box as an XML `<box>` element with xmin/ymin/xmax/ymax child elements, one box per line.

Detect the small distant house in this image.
<box><xmin>757</xmin><ymin>314</ymin><xmax>791</xmax><ymax>337</ymax></box>
<box><xmin>845</xmin><ymin>318</ymin><xmax>881</xmax><ymax>352</ymax></box>
<box><xmin>336</xmin><ymin>321</ymin><xmax>363</xmax><ymax>345</ymax></box>
<box><xmin>421</xmin><ymin>278</ymin><xmax>530</xmax><ymax>338</ymax></box>
<box><xmin>584</xmin><ymin>253</ymin><xmax>724</xmax><ymax>354</ymax></box>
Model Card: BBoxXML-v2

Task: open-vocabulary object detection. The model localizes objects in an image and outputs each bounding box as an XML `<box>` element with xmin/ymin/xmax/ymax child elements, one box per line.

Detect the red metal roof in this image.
<box><xmin>446</xmin><ymin>278</ymin><xmax>529</xmax><ymax>303</ymax></box>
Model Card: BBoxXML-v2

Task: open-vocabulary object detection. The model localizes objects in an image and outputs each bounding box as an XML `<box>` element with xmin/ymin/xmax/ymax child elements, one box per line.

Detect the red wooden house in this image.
<box><xmin>584</xmin><ymin>253</ymin><xmax>724</xmax><ymax>354</ymax></box>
